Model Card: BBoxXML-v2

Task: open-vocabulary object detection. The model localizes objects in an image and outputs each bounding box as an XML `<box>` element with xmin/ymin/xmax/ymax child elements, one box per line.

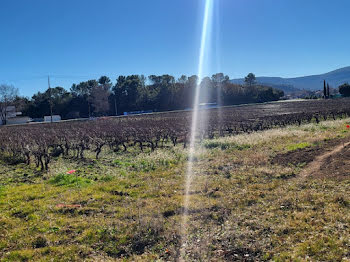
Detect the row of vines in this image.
<box><xmin>1</xmin><ymin>99</ymin><xmax>350</xmax><ymax>170</ymax></box>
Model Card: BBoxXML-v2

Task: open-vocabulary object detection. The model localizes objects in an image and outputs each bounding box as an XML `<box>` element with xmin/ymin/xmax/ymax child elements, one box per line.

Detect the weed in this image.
<box><xmin>49</xmin><ymin>173</ymin><xmax>92</xmax><ymax>187</ymax></box>
<box><xmin>203</xmin><ymin>140</ymin><xmax>251</xmax><ymax>150</ymax></box>
<box><xmin>286</xmin><ymin>142</ymin><xmax>312</xmax><ymax>151</ymax></box>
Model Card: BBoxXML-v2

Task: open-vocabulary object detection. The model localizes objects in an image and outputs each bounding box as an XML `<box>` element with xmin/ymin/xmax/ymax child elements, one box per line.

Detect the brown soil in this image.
<box><xmin>317</xmin><ymin>143</ymin><xmax>350</xmax><ymax>179</ymax></box>
<box><xmin>271</xmin><ymin>137</ymin><xmax>345</xmax><ymax>166</ymax></box>
<box><xmin>271</xmin><ymin>137</ymin><xmax>350</xmax><ymax>180</ymax></box>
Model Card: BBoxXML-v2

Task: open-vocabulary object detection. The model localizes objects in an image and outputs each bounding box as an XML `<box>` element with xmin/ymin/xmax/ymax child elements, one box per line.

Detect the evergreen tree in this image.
<box><xmin>326</xmin><ymin>83</ymin><xmax>330</xmax><ymax>98</ymax></box>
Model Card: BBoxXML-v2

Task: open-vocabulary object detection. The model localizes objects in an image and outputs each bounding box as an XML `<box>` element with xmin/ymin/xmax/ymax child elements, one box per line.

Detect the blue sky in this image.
<box><xmin>1</xmin><ymin>0</ymin><xmax>350</xmax><ymax>96</ymax></box>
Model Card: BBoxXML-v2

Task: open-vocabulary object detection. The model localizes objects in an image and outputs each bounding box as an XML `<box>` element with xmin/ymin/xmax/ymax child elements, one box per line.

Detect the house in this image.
<box><xmin>44</xmin><ymin>115</ymin><xmax>61</xmax><ymax>122</ymax></box>
<box><xmin>4</xmin><ymin>106</ymin><xmax>20</xmax><ymax>118</ymax></box>
<box><xmin>7</xmin><ymin>116</ymin><xmax>32</xmax><ymax>125</ymax></box>
<box><xmin>0</xmin><ymin>106</ymin><xmax>32</xmax><ymax>125</ymax></box>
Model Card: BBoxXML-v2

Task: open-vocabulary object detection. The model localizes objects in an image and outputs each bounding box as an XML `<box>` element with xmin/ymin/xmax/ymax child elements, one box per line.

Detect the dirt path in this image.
<box><xmin>300</xmin><ymin>141</ymin><xmax>350</xmax><ymax>177</ymax></box>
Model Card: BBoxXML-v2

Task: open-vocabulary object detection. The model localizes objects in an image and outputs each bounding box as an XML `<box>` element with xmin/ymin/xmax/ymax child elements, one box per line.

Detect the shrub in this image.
<box><xmin>32</xmin><ymin>236</ymin><xmax>48</xmax><ymax>248</ymax></box>
<box><xmin>339</xmin><ymin>82</ymin><xmax>350</xmax><ymax>97</ymax></box>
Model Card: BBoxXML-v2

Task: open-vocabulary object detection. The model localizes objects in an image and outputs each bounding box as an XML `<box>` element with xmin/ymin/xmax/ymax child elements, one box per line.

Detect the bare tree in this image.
<box><xmin>0</xmin><ymin>84</ymin><xmax>18</xmax><ymax>125</ymax></box>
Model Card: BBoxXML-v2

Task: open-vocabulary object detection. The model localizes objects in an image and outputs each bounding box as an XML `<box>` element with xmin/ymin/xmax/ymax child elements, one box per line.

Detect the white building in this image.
<box><xmin>44</xmin><ymin>115</ymin><xmax>61</xmax><ymax>122</ymax></box>
<box><xmin>7</xmin><ymin>116</ymin><xmax>32</xmax><ymax>125</ymax></box>
<box><xmin>0</xmin><ymin>106</ymin><xmax>32</xmax><ymax>125</ymax></box>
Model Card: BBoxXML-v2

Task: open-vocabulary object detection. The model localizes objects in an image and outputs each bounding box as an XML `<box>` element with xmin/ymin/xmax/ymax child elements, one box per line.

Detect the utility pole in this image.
<box><xmin>48</xmin><ymin>76</ymin><xmax>53</xmax><ymax>123</ymax></box>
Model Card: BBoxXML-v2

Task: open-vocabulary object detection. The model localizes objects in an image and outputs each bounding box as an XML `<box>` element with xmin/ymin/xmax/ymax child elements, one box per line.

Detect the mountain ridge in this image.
<box><xmin>231</xmin><ymin>66</ymin><xmax>350</xmax><ymax>91</ymax></box>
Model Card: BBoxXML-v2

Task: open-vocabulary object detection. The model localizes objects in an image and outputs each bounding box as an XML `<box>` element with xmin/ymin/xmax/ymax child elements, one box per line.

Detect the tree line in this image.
<box><xmin>2</xmin><ymin>73</ymin><xmax>284</xmax><ymax>120</ymax></box>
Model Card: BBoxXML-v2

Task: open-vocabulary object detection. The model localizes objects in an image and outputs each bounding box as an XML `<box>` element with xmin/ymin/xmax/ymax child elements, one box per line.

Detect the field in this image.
<box><xmin>1</xmin><ymin>99</ymin><xmax>350</xmax><ymax>261</ymax></box>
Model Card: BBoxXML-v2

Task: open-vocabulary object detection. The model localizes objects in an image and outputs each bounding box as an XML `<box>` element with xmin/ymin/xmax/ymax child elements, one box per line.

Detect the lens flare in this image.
<box><xmin>180</xmin><ymin>0</ymin><xmax>214</xmax><ymax>259</ymax></box>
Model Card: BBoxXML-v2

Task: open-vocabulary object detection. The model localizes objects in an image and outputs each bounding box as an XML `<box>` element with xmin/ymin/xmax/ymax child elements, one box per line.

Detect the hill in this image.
<box><xmin>231</xmin><ymin>66</ymin><xmax>350</xmax><ymax>91</ymax></box>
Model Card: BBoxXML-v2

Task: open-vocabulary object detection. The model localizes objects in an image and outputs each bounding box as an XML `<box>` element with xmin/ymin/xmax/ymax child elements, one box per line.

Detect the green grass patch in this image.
<box><xmin>296</xmin><ymin>237</ymin><xmax>343</xmax><ymax>261</ymax></box>
<box><xmin>49</xmin><ymin>173</ymin><xmax>92</xmax><ymax>187</ymax></box>
<box><xmin>113</xmin><ymin>154</ymin><xmax>181</xmax><ymax>172</ymax></box>
<box><xmin>113</xmin><ymin>159</ymin><xmax>133</xmax><ymax>167</ymax></box>
<box><xmin>203</xmin><ymin>140</ymin><xmax>251</xmax><ymax>150</ymax></box>
<box><xmin>113</xmin><ymin>159</ymin><xmax>157</xmax><ymax>172</ymax></box>
<box><xmin>0</xmin><ymin>185</ymin><xmax>5</xmax><ymax>197</ymax></box>
<box><xmin>3</xmin><ymin>250</ymin><xmax>34</xmax><ymax>262</ymax></box>
<box><xmin>286</xmin><ymin>142</ymin><xmax>312</xmax><ymax>151</ymax></box>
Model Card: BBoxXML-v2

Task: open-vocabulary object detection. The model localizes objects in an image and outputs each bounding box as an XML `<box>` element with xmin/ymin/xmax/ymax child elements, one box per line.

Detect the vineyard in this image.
<box><xmin>1</xmin><ymin>99</ymin><xmax>350</xmax><ymax>261</ymax></box>
<box><xmin>1</xmin><ymin>99</ymin><xmax>350</xmax><ymax>171</ymax></box>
